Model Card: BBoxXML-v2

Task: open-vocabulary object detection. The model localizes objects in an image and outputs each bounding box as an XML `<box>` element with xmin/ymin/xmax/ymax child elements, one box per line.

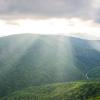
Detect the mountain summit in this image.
<box><xmin>0</xmin><ymin>34</ymin><xmax>100</xmax><ymax>97</ymax></box>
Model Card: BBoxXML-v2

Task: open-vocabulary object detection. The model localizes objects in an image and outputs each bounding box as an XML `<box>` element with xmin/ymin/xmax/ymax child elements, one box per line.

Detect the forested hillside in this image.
<box><xmin>0</xmin><ymin>34</ymin><xmax>100</xmax><ymax>97</ymax></box>
<box><xmin>1</xmin><ymin>81</ymin><xmax>100</xmax><ymax>100</ymax></box>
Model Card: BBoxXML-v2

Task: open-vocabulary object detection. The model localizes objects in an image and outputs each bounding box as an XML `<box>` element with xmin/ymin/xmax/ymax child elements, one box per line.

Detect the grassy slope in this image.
<box><xmin>1</xmin><ymin>81</ymin><xmax>100</xmax><ymax>100</ymax></box>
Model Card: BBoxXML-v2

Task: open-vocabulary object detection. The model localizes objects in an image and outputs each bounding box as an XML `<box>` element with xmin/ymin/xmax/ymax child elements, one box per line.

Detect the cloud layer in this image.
<box><xmin>0</xmin><ymin>0</ymin><xmax>100</xmax><ymax>22</ymax></box>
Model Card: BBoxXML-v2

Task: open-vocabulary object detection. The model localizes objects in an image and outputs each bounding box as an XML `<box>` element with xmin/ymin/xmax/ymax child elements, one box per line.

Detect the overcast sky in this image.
<box><xmin>0</xmin><ymin>0</ymin><xmax>100</xmax><ymax>39</ymax></box>
<box><xmin>0</xmin><ymin>0</ymin><xmax>99</xmax><ymax>20</ymax></box>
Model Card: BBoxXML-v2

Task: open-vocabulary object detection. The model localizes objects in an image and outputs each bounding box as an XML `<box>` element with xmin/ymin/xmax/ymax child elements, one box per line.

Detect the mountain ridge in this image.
<box><xmin>0</xmin><ymin>34</ymin><xmax>100</xmax><ymax>97</ymax></box>
<box><xmin>0</xmin><ymin>33</ymin><xmax>100</xmax><ymax>40</ymax></box>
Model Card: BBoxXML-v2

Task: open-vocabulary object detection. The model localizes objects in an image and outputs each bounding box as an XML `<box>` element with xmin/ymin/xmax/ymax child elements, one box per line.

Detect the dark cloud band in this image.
<box><xmin>0</xmin><ymin>0</ymin><xmax>100</xmax><ymax>22</ymax></box>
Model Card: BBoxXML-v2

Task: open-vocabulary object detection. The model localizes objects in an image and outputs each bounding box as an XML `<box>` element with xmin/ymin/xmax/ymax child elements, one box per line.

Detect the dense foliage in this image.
<box><xmin>0</xmin><ymin>34</ymin><xmax>100</xmax><ymax>97</ymax></box>
<box><xmin>1</xmin><ymin>81</ymin><xmax>100</xmax><ymax>100</ymax></box>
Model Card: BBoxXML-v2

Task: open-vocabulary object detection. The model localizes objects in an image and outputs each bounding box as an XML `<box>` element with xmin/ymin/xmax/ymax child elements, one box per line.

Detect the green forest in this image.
<box><xmin>0</xmin><ymin>34</ymin><xmax>99</xmax><ymax>100</ymax></box>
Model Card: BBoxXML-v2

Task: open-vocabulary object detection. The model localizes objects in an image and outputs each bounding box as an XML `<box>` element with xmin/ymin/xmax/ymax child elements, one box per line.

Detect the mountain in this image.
<box><xmin>0</xmin><ymin>34</ymin><xmax>100</xmax><ymax>97</ymax></box>
<box><xmin>1</xmin><ymin>81</ymin><xmax>100</xmax><ymax>100</ymax></box>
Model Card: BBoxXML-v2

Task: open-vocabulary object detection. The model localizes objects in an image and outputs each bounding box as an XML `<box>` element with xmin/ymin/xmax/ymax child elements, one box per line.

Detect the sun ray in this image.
<box><xmin>0</xmin><ymin>35</ymin><xmax>40</xmax><ymax>75</ymax></box>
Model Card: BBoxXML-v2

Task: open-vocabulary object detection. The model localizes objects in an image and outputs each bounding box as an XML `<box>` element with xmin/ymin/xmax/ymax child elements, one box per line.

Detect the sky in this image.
<box><xmin>0</xmin><ymin>0</ymin><xmax>100</xmax><ymax>39</ymax></box>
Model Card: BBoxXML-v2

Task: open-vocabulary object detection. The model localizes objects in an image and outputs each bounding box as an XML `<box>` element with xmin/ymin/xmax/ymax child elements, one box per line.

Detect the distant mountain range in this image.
<box><xmin>0</xmin><ymin>34</ymin><xmax>100</xmax><ymax>97</ymax></box>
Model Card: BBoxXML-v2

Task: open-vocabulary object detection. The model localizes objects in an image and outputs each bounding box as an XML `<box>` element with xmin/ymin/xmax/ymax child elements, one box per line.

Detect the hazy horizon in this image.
<box><xmin>0</xmin><ymin>0</ymin><xmax>100</xmax><ymax>39</ymax></box>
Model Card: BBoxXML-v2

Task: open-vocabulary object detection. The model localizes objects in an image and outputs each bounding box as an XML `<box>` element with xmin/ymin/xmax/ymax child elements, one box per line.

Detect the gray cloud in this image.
<box><xmin>0</xmin><ymin>0</ymin><xmax>100</xmax><ymax>22</ymax></box>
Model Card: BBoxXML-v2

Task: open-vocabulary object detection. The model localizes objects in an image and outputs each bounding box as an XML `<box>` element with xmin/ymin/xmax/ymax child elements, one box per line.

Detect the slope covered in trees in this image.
<box><xmin>1</xmin><ymin>81</ymin><xmax>100</xmax><ymax>100</ymax></box>
<box><xmin>0</xmin><ymin>34</ymin><xmax>100</xmax><ymax>97</ymax></box>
